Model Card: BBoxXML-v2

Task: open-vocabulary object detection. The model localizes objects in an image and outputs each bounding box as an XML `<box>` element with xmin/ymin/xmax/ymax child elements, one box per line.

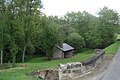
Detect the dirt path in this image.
<box><xmin>75</xmin><ymin>54</ymin><xmax>114</xmax><ymax>80</ymax></box>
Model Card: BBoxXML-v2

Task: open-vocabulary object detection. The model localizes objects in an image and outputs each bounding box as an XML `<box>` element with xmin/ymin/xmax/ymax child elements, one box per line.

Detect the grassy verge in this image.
<box><xmin>0</xmin><ymin>50</ymin><xmax>94</xmax><ymax>80</ymax></box>
<box><xmin>104</xmin><ymin>41</ymin><xmax>120</xmax><ymax>55</ymax></box>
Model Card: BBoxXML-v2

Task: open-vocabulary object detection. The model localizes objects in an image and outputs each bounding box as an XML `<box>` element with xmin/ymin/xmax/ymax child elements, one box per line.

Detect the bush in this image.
<box><xmin>66</xmin><ymin>33</ymin><xmax>85</xmax><ymax>52</ymax></box>
<box><xmin>114</xmin><ymin>33</ymin><xmax>117</xmax><ymax>41</ymax></box>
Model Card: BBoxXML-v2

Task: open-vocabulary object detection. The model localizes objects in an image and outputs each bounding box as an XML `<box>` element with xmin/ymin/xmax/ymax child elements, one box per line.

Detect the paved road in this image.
<box><xmin>96</xmin><ymin>47</ymin><xmax>120</xmax><ymax>80</ymax></box>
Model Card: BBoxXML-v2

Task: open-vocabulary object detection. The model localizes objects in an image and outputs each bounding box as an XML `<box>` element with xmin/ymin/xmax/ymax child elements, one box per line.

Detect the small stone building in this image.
<box><xmin>53</xmin><ymin>43</ymin><xmax>74</xmax><ymax>59</ymax></box>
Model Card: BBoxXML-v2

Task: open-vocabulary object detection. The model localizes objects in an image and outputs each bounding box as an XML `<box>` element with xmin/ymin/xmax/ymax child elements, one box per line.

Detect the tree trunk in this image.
<box><xmin>46</xmin><ymin>52</ymin><xmax>53</xmax><ymax>60</ymax></box>
<box><xmin>12</xmin><ymin>55</ymin><xmax>16</xmax><ymax>67</ymax></box>
<box><xmin>0</xmin><ymin>49</ymin><xmax>3</xmax><ymax>65</ymax></box>
<box><xmin>22</xmin><ymin>45</ymin><xmax>26</xmax><ymax>62</ymax></box>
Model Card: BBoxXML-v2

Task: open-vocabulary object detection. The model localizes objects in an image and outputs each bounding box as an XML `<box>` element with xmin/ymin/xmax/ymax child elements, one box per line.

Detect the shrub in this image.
<box><xmin>66</xmin><ymin>33</ymin><xmax>85</xmax><ymax>52</ymax></box>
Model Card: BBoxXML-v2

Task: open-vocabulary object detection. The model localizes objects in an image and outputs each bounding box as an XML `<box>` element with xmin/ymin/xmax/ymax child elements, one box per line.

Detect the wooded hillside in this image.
<box><xmin>0</xmin><ymin>0</ymin><xmax>120</xmax><ymax>66</ymax></box>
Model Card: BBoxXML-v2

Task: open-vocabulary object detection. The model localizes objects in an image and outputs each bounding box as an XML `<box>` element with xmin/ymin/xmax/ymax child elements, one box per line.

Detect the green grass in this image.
<box><xmin>0</xmin><ymin>50</ymin><xmax>94</xmax><ymax>80</ymax></box>
<box><xmin>104</xmin><ymin>41</ymin><xmax>120</xmax><ymax>54</ymax></box>
<box><xmin>26</xmin><ymin>50</ymin><xmax>95</xmax><ymax>70</ymax></box>
<box><xmin>0</xmin><ymin>69</ymin><xmax>39</xmax><ymax>80</ymax></box>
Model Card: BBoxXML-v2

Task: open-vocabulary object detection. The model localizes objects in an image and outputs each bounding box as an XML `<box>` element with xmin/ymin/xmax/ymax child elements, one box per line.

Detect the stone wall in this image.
<box><xmin>32</xmin><ymin>69</ymin><xmax>59</xmax><ymax>80</ymax></box>
<box><xmin>32</xmin><ymin>49</ymin><xmax>105</xmax><ymax>80</ymax></box>
<box><xmin>58</xmin><ymin>62</ymin><xmax>85</xmax><ymax>80</ymax></box>
<box><xmin>82</xmin><ymin>49</ymin><xmax>105</xmax><ymax>72</ymax></box>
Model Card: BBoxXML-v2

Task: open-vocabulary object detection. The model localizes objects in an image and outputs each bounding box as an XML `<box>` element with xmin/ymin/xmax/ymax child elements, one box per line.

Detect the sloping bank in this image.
<box><xmin>31</xmin><ymin>49</ymin><xmax>105</xmax><ymax>80</ymax></box>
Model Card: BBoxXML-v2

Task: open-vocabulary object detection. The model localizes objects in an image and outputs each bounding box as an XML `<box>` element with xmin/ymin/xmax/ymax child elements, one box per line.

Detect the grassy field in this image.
<box><xmin>0</xmin><ymin>50</ymin><xmax>94</xmax><ymax>80</ymax></box>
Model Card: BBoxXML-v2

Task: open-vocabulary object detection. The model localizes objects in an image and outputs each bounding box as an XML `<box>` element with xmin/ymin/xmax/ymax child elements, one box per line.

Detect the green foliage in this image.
<box><xmin>10</xmin><ymin>43</ymin><xmax>19</xmax><ymax>67</ymax></box>
<box><xmin>0</xmin><ymin>0</ymin><xmax>43</xmax><ymax>64</ymax></box>
<box><xmin>116</xmin><ymin>33</ymin><xmax>120</xmax><ymax>41</ymax></box>
<box><xmin>38</xmin><ymin>17</ymin><xmax>62</xmax><ymax>59</ymax></box>
<box><xmin>10</xmin><ymin>43</ymin><xmax>19</xmax><ymax>56</ymax></box>
<box><xmin>113</xmin><ymin>33</ymin><xmax>120</xmax><ymax>42</ymax></box>
<box><xmin>0</xmin><ymin>0</ymin><xmax>11</xmax><ymax>65</ymax></box>
<box><xmin>60</xmin><ymin>8</ymin><xmax>120</xmax><ymax>48</ymax></box>
<box><xmin>97</xmin><ymin>7</ymin><xmax>119</xmax><ymax>48</ymax></box>
<box><xmin>66</xmin><ymin>33</ymin><xmax>85</xmax><ymax>52</ymax></box>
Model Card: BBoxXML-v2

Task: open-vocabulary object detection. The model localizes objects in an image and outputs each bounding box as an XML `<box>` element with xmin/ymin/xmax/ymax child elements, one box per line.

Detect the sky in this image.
<box><xmin>41</xmin><ymin>0</ymin><xmax>120</xmax><ymax>17</ymax></box>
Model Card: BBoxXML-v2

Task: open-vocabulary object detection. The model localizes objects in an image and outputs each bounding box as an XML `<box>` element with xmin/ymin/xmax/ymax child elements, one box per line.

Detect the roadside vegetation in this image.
<box><xmin>105</xmin><ymin>42</ymin><xmax>120</xmax><ymax>54</ymax></box>
<box><xmin>104</xmin><ymin>34</ymin><xmax>120</xmax><ymax>54</ymax></box>
<box><xmin>0</xmin><ymin>0</ymin><xmax>120</xmax><ymax>80</ymax></box>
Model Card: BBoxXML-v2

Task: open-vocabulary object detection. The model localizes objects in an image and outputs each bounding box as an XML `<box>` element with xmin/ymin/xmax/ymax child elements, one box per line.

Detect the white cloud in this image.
<box><xmin>42</xmin><ymin>0</ymin><xmax>120</xmax><ymax>16</ymax></box>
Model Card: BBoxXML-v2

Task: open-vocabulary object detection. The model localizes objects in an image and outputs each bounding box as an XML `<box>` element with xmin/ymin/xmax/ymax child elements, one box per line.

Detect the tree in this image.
<box><xmin>38</xmin><ymin>16</ymin><xmax>62</xmax><ymax>60</ymax></box>
<box><xmin>97</xmin><ymin>7</ymin><xmax>120</xmax><ymax>47</ymax></box>
<box><xmin>66</xmin><ymin>32</ymin><xmax>85</xmax><ymax>52</ymax></box>
<box><xmin>6</xmin><ymin>0</ymin><xmax>21</xmax><ymax>66</ymax></box>
<box><xmin>58</xmin><ymin>12</ymin><xmax>78</xmax><ymax>41</ymax></box>
<box><xmin>17</xmin><ymin>0</ymin><xmax>43</xmax><ymax>62</ymax></box>
<box><xmin>0</xmin><ymin>0</ymin><xmax>5</xmax><ymax>65</ymax></box>
<box><xmin>82</xmin><ymin>16</ymin><xmax>101</xmax><ymax>48</ymax></box>
<box><xmin>0</xmin><ymin>0</ymin><xmax>10</xmax><ymax>65</ymax></box>
<box><xmin>10</xmin><ymin>42</ymin><xmax>19</xmax><ymax>67</ymax></box>
<box><xmin>75</xmin><ymin>11</ymin><xmax>96</xmax><ymax>42</ymax></box>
